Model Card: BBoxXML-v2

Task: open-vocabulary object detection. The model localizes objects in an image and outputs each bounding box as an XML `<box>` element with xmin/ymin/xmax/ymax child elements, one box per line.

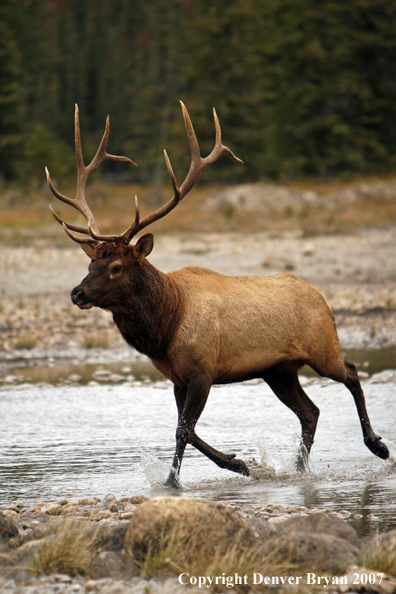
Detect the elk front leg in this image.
<box><xmin>165</xmin><ymin>376</ymin><xmax>212</xmax><ymax>488</ymax></box>
<box><xmin>166</xmin><ymin>384</ymin><xmax>249</xmax><ymax>488</ymax></box>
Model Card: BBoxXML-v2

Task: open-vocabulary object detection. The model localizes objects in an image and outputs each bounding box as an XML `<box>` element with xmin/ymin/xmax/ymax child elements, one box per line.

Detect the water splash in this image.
<box><xmin>246</xmin><ymin>437</ymin><xmax>278</xmax><ymax>480</ymax></box>
<box><xmin>296</xmin><ymin>441</ymin><xmax>312</xmax><ymax>473</ymax></box>
<box><xmin>247</xmin><ymin>458</ymin><xmax>278</xmax><ymax>480</ymax></box>
<box><xmin>384</xmin><ymin>438</ymin><xmax>396</xmax><ymax>466</ymax></box>
<box><xmin>140</xmin><ymin>451</ymin><xmax>171</xmax><ymax>487</ymax></box>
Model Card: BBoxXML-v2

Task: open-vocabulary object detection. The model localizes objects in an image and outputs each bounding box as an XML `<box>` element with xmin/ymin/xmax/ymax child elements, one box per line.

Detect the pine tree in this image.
<box><xmin>0</xmin><ymin>0</ymin><xmax>24</xmax><ymax>179</ymax></box>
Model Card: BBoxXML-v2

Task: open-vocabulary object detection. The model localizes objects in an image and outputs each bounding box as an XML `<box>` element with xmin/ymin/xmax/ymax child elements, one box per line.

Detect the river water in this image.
<box><xmin>0</xmin><ymin>377</ymin><xmax>395</xmax><ymax>537</ymax></box>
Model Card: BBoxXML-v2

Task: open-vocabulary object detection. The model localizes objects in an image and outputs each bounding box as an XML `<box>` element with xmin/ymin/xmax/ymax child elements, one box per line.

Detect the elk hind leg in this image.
<box><xmin>344</xmin><ymin>361</ymin><xmax>389</xmax><ymax>460</ymax></box>
<box><xmin>264</xmin><ymin>365</ymin><xmax>320</xmax><ymax>471</ymax></box>
<box><xmin>312</xmin><ymin>353</ymin><xmax>390</xmax><ymax>461</ymax></box>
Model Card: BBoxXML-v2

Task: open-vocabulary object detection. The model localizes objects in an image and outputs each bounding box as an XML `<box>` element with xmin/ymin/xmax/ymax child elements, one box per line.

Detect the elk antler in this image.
<box><xmin>114</xmin><ymin>101</ymin><xmax>243</xmax><ymax>245</ymax></box>
<box><xmin>46</xmin><ymin>104</ymin><xmax>137</xmax><ymax>244</ymax></box>
<box><xmin>47</xmin><ymin>102</ymin><xmax>242</xmax><ymax>246</ymax></box>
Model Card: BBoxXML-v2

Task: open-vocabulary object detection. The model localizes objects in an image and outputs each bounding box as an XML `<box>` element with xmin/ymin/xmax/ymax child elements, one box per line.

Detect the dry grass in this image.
<box><xmin>14</xmin><ymin>333</ymin><xmax>38</xmax><ymax>349</ymax></box>
<box><xmin>30</xmin><ymin>519</ymin><xmax>99</xmax><ymax>576</ymax></box>
<box><xmin>359</xmin><ymin>536</ymin><xmax>396</xmax><ymax>578</ymax></box>
<box><xmin>82</xmin><ymin>333</ymin><xmax>109</xmax><ymax>349</ymax></box>
<box><xmin>2</xmin><ymin>175</ymin><xmax>396</xmax><ymax>244</ymax></box>
<box><xmin>137</xmin><ymin>528</ymin><xmax>297</xmax><ymax>592</ymax></box>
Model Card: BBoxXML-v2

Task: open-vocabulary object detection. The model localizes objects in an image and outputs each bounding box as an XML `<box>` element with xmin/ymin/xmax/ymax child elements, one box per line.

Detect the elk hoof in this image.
<box><xmin>164</xmin><ymin>470</ymin><xmax>181</xmax><ymax>489</ymax></box>
<box><xmin>229</xmin><ymin>458</ymin><xmax>250</xmax><ymax>476</ymax></box>
<box><xmin>365</xmin><ymin>436</ymin><xmax>390</xmax><ymax>460</ymax></box>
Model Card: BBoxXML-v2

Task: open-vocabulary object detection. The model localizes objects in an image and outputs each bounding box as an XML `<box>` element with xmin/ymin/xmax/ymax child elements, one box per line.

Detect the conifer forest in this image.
<box><xmin>2</xmin><ymin>0</ymin><xmax>396</xmax><ymax>184</ymax></box>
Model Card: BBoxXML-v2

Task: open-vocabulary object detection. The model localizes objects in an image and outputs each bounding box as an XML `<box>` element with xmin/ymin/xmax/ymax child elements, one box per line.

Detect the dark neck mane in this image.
<box><xmin>111</xmin><ymin>260</ymin><xmax>183</xmax><ymax>361</ymax></box>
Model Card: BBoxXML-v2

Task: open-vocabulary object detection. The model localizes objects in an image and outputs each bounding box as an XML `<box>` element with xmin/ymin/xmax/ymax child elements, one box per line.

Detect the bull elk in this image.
<box><xmin>46</xmin><ymin>102</ymin><xmax>389</xmax><ymax>487</ymax></box>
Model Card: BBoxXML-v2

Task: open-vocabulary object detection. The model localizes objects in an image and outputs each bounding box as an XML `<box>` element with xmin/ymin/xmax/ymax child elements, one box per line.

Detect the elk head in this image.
<box><xmin>46</xmin><ymin>102</ymin><xmax>242</xmax><ymax>311</ymax></box>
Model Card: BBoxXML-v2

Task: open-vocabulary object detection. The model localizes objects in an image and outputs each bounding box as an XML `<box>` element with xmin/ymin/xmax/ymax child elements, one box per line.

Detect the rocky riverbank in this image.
<box><xmin>0</xmin><ymin>495</ymin><xmax>395</xmax><ymax>594</ymax></box>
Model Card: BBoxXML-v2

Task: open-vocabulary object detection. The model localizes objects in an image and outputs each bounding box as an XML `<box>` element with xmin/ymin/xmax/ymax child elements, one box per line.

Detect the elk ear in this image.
<box><xmin>79</xmin><ymin>241</ymin><xmax>97</xmax><ymax>259</ymax></box>
<box><xmin>134</xmin><ymin>233</ymin><xmax>154</xmax><ymax>262</ymax></box>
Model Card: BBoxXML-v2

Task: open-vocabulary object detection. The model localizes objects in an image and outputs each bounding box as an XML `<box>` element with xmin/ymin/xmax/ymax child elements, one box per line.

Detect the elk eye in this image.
<box><xmin>111</xmin><ymin>264</ymin><xmax>122</xmax><ymax>275</ymax></box>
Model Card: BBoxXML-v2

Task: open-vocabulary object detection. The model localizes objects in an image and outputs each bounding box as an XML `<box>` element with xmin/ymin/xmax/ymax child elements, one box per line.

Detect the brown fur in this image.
<box><xmin>69</xmin><ymin>236</ymin><xmax>389</xmax><ymax>486</ymax></box>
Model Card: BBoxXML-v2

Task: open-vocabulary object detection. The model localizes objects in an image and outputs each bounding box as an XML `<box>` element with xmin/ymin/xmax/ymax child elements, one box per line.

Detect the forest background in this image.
<box><xmin>2</xmin><ymin>0</ymin><xmax>396</xmax><ymax>191</ymax></box>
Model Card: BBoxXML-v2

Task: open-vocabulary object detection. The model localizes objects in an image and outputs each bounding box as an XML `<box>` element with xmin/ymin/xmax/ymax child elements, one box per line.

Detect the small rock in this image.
<box><xmin>41</xmin><ymin>503</ymin><xmax>62</xmax><ymax>516</ymax></box>
<box><xmin>109</xmin><ymin>373</ymin><xmax>125</xmax><ymax>382</ymax></box>
<box><xmin>303</xmin><ymin>242</ymin><xmax>315</xmax><ymax>256</ymax></box>
<box><xmin>129</xmin><ymin>495</ymin><xmax>148</xmax><ymax>505</ymax></box>
<box><xmin>78</xmin><ymin>497</ymin><xmax>97</xmax><ymax>507</ymax></box>
<box><xmin>369</xmin><ymin>369</ymin><xmax>396</xmax><ymax>383</ymax></box>
<box><xmin>4</xmin><ymin>375</ymin><xmax>19</xmax><ymax>384</ymax></box>
<box><xmin>68</xmin><ymin>374</ymin><xmax>82</xmax><ymax>382</ymax></box>
<box><xmin>97</xmin><ymin>510</ymin><xmax>112</xmax><ymax>520</ymax></box>
<box><xmin>103</xmin><ymin>493</ymin><xmax>117</xmax><ymax>504</ymax></box>
<box><xmin>53</xmin><ymin>574</ymin><xmax>72</xmax><ymax>583</ymax></box>
<box><xmin>120</xmin><ymin>512</ymin><xmax>134</xmax><ymax>520</ymax></box>
<box><xmin>92</xmin><ymin>370</ymin><xmax>112</xmax><ymax>381</ymax></box>
<box><xmin>106</xmin><ymin>503</ymin><xmax>118</xmax><ymax>513</ymax></box>
<box><xmin>123</xmin><ymin>502</ymin><xmax>137</xmax><ymax>513</ymax></box>
<box><xmin>358</xmin><ymin>371</ymin><xmax>370</xmax><ymax>380</ymax></box>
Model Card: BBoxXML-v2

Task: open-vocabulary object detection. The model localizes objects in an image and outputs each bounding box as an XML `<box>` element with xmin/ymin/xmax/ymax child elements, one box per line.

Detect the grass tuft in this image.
<box><xmin>359</xmin><ymin>536</ymin><xmax>396</xmax><ymax>578</ymax></box>
<box><xmin>82</xmin><ymin>333</ymin><xmax>109</xmax><ymax>349</ymax></box>
<box><xmin>30</xmin><ymin>519</ymin><xmax>99</xmax><ymax>576</ymax></box>
<box><xmin>14</xmin><ymin>334</ymin><xmax>38</xmax><ymax>349</ymax></box>
<box><xmin>137</xmin><ymin>525</ymin><xmax>296</xmax><ymax>591</ymax></box>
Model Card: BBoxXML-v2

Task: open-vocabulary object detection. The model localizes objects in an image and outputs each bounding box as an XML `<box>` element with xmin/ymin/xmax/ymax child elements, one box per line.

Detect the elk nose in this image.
<box><xmin>71</xmin><ymin>287</ymin><xmax>85</xmax><ymax>305</ymax></box>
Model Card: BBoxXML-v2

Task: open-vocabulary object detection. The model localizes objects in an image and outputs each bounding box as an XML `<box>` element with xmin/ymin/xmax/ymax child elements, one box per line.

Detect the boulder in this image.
<box><xmin>95</xmin><ymin>523</ymin><xmax>129</xmax><ymax>552</ymax></box>
<box><xmin>281</xmin><ymin>512</ymin><xmax>359</xmax><ymax>547</ymax></box>
<box><xmin>124</xmin><ymin>497</ymin><xmax>257</xmax><ymax>562</ymax></box>
<box><xmin>0</xmin><ymin>512</ymin><xmax>24</xmax><ymax>547</ymax></box>
<box><xmin>88</xmin><ymin>551</ymin><xmax>137</xmax><ymax>580</ymax></box>
<box><xmin>262</xmin><ymin>531</ymin><xmax>358</xmax><ymax>574</ymax></box>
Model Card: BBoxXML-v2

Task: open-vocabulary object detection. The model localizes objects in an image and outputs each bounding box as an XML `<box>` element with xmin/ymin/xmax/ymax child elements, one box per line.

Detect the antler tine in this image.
<box><xmin>49</xmin><ymin>204</ymin><xmax>90</xmax><ymax>235</ymax></box>
<box><xmin>164</xmin><ymin>149</ymin><xmax>181</xmax><ymax>199</ymax></box>
<box><xmin>204</xmin><ymin>108</ymin><xmax>244</xmax><ymax>166</ymax></box>
<box><xmin>72</xmin><ymin>105</ymin><xmax>102</xmax><ymax>234</ymax></box>
<box><xmin>86</xmin><ymin>113</ymin><xmax>137</xmax><ymax>175</ymax></box>
<box><xmin>47</xmin><ymin>104</ymin><xmax>137</xmax><ymax>241</ymax></box>
<box><xmin>62</xmin><ymin>222</ymin><xmax>97</xmax><ymax>245</ymax></box>
<box><xmin>118</xmin><ymin>101</ymin><xmax>242</xmax><ymax>245</ymax></box>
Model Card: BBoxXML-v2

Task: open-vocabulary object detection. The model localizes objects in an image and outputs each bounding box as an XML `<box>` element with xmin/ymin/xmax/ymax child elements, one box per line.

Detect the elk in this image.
<box><xmin>46</xmin><ymin>102</ymin><xmax>389</xmax><ymax>487</ymax></box>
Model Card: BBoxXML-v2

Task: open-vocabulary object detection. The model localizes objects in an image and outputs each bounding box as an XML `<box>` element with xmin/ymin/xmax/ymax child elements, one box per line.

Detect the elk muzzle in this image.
<box><xmin>70</xmin><ymin>286</ymin><xmax>93</xmax><ymax>309</ymax></box>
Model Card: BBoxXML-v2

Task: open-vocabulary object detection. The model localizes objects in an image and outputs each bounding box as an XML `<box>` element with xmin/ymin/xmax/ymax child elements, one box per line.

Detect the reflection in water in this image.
<box><xmin>5</xmin><ymin>344</ymin><xmax>396</xmax><ymax>385</ymax></box>
<box><xmin>0</xmin><ymin>380</ymin><xmax>395</xmax><ymax>536</ymax></box>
